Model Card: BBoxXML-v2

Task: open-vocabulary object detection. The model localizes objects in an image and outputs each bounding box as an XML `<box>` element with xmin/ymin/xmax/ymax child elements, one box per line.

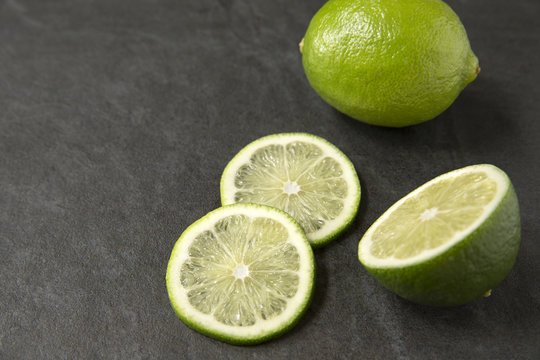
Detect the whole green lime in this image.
<box><xmin>301</xmin><ymin>0</ymin><xmax>480</xmax><ymax>127</ymax></box>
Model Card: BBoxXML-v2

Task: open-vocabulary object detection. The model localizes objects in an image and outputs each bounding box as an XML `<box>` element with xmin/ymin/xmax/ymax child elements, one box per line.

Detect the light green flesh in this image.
<box><xmin>232</xmin><ymin>141</ymin><xmax>348</xmax><ymax>235</ymax></box>
<box><xmin>371</xmin><ymin>172</ymin><xmax>498</xmax><ymax>259</ymax></box>
<box><xmin>180</xmin><ymin>214</ymin><xmax>301</xmax><ymax>326</ymax></box>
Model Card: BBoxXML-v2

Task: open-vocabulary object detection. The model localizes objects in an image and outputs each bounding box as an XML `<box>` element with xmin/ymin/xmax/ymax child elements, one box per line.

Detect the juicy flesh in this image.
<box><xmin>370</xmin><ymin>172</ymin><xmax>498</xmax><ymax>259</ymax></box>
<box><xmin>180</xmin><ymin>215</ymin><xmax>301</xmax><ymax>326</ymax></box>
<box><xmin>233</xmin><ymin>142</ymin><xmax>348</xmax><ymax>234</ymax></box>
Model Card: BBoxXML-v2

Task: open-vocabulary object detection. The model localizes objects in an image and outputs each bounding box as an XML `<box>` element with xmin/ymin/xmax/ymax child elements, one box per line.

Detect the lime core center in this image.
<box><xmin>420</xmin><ymin>207</ymin><xmax>439</xmax><ymax>221</ymax></box>
<box><xmin>233</xmin><ymin>263</ymin><xmax>250</xmax><ymax>280</ymax></box>
<box><xmin>283</xmin><ymin>181</ymin><xmax>300</xmax><ymax>195</ymax></box>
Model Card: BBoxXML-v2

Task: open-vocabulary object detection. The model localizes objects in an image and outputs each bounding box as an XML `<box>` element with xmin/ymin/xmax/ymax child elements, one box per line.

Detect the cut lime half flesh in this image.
<box><xmin>358</xmin><ymin>164</ymin><xmax>520</xmax><ymax>306</ymax></box>
<box><xmin>166</xmin><ymin>204</ymin><xmax>315</xmax><ymax>345</ymax></box>
<box><xmin>221</xmin><ymin>133</ymin><xmax>361</xmax><ymax>247</ymax></box>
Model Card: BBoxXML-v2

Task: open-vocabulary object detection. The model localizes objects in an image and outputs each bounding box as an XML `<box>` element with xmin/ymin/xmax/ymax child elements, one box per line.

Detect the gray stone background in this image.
<box><xmin>1</xmin><ymin>0</ymin><xmax>539</xmax><ymax>358</ymax></box>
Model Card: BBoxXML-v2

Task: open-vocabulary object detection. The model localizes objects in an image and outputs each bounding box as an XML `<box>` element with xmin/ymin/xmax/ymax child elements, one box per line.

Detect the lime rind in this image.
<box><xmin>166</xmin><ymin>203</ymin><xmax>315</xmax><ymax>345</ymax></box>
<box><xmin>220</xmin><ymin>133</ymin><xmax>361</xmax><ymax>247</ymax></box>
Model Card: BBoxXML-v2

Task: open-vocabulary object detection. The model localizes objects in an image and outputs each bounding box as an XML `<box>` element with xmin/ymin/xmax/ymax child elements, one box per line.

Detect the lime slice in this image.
<box><xmin>166</xmin><ymin>204</ymin><xmax>315</xmax><ymax>345</ymax></box>
<box><xmin>220</xmin><ymin>133</ymin><xmax>361</xmax><ymax>247</ymax></box>
<box><xmin>358</xmin><ymin>164</ymin><xmax>521</xmax><ymax>306</ymax></box>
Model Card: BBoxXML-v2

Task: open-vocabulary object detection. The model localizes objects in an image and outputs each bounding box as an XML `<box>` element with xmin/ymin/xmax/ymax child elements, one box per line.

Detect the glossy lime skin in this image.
<box><xmin>302</xmin><ymin>0</ymin><xmax>479</xmax><ymax>127</ymax></box>
<box><xmin>362</xmin><ymin>183</ymin><xmax>521</xmax><ymax>307</ymax></box>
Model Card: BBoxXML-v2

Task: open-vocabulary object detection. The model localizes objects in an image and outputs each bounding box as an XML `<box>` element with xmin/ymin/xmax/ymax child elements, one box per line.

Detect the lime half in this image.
<box><xmin>358</xmin><ymin>164</ymin><xmax>520</xmax><ymax>306</ymax></box>
<box><xmin>166</xmin><ymin>204</ymin><xmax>315</xmax><ymax>345</ymax></box>
<box><xmin>221</xmin><ymin>133</ymin><xmax>361</xmax><ymax>247</ymax></box>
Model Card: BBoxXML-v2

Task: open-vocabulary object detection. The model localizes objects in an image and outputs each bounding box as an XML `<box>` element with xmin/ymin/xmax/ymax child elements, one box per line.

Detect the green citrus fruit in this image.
<box><xmin>220</xmin><ymin>133</ymin><xmax>361</xmax><ymax>247</ymax></box>
<box><xmin>166</xmin><ymin>204</ymin><xmax>315</xmax><ymax>345</ymax></box>
<box><xmin>358</xmin><ymin>164</ymin><xmax>521</xmax><ymax>306</ymax></box>
<box><xmin>301</xmin><ymin>0</ymin><xmax>480</xmax><ymax>127</ymax></box>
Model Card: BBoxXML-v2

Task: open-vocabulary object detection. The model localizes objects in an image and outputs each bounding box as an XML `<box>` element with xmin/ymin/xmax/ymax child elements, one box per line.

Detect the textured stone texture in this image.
<box><xmin>1</xmin><ymin>0</ymin><xmax>539</xmax><ymax>358</ymax></box>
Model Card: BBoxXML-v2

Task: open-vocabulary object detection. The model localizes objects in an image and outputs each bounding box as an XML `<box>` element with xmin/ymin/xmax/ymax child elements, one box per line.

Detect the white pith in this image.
<box><xmin>358</xmin><ymin>165</ymin><xmax>509</xmax><ymax>268</ymax></box>
<box><xmin>166</xmin><ymin>204</ymin><xmax>314</xmax><ymax>340</ymax></box>
<box><xmin>221</xmin><ymin>133</ymin><xmax>361</xmax><ymax>245</ymax></box>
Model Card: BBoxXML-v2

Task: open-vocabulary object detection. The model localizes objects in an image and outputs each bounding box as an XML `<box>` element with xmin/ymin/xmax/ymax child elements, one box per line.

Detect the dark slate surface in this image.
<box><xmin>1</xmin><ymin>0</ymin><xmax>539</xmax><ymax>358</ymax></box>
